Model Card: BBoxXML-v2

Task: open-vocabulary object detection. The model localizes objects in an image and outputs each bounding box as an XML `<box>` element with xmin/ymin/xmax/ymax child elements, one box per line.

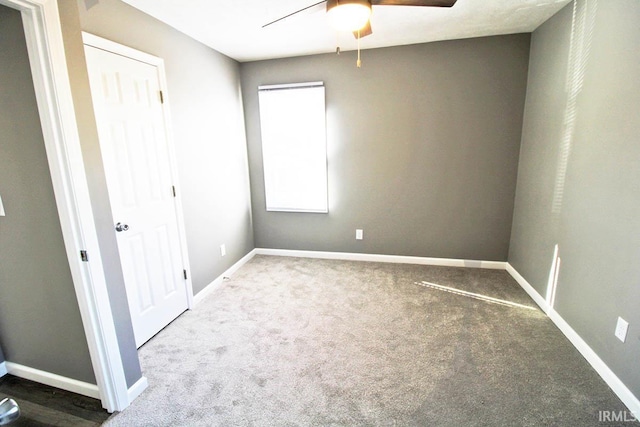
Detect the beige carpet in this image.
<box><xmin>104</xmin><ymin>255</ymin><xmax>631</xmax><ymax>426</ymax></box>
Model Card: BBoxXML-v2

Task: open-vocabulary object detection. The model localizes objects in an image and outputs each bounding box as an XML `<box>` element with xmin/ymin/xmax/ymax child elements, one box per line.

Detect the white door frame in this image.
<box><xmin>0</xmin><ymin>0</ymin><xmax>130</xmax><ymax>412</ymax></box>
<box><xmin>82</xmin><ymin>32</ymin><xmax>195</xmax><ymax>311</ymax></box>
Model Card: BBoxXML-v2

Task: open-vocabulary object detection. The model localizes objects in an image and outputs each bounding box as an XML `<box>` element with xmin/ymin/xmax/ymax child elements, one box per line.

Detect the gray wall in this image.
<box><xmin>241</xmin><ymin>35</ymin><xmax>530</xmax><ymax>261</ymax></box>
<box><xmin>0</xmin><ymin>0</ymin><xmax>255</xmax><ymax>390</ymax></box>
<box><xmin>77</xmin><ymin>0</ymin><xmax>254</xmax><ymax>295</ymax></box>
<box><xmin>510</xmin><ymin>0</ymin><xmax>640</xmax><ymax>398</ymax></box>
<box><xmin>0</xmin><ymin>5</ymin><xmax>95</xmax><ymax>383</ymax></box>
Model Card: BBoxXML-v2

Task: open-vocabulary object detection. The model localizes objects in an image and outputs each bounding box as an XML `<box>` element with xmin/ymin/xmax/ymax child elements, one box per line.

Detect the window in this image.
<box><xmin>258</xmin><ymin>82</ymin><xmax>328</xmax><ymax>213</ymax></box>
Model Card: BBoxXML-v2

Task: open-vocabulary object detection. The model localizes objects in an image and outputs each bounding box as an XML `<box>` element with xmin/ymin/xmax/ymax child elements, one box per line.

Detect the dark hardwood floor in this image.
<box><xmin>0</xmin><ymin>375</ymin><xmax>110</xmax><ymax>426</ymax></box>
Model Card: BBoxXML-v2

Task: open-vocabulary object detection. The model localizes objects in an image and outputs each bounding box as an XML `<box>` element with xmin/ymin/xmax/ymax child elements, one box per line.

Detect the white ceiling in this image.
<box><xmin>121</xmin><ymin>0</ymin><xmax>571</xmax><ymax>62</ymax></box>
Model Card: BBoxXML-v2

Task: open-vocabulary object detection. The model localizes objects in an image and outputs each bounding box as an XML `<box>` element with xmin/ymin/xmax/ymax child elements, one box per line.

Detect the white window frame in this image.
<box><xmin>258</xmin><ymin>82</ymin><xmax>329</xmax><ymax>213</ymax></box>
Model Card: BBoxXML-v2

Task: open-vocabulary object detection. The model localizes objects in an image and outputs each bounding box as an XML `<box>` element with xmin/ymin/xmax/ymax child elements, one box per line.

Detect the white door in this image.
<box><xmin>84</xmin><ymin>45</ymin><xmax>189</xmax><ymax>348</ymax></box>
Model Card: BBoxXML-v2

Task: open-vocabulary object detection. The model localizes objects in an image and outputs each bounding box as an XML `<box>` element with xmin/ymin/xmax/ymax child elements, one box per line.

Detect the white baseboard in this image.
<box><xmin>505</xmin><ymin>263</ymin><xmax>550</xmax><ymax>313</ymax></box>
<box><xmin>550</xmin><ymin>309</ymin><xmax>640</xmax><ymax>418</ymax></box>
<box><xmin>5</xmin><ymin>362</ymin><xmax>100</xmax><ymax>399</ymax></box>
<box><xmin>193</xmin><ymin>249</ymin><xmax>257</xmax><ymax>306</ymax></box>
<box><xmin>255</xmin><ymin>248</ymin><xmax>507</xmax><ymax>270</ymax></box>
<box><xmin>0</xmin><ymin>362</ymin><xmax>7</xmax><ymax>377</ymax></box>
<box><xmin>127</xmin><ymin>376</ymin><xmax>148</xmax><ymax>403</ymax></box>
<box><xmin>506</xmin><ymin>263</ymin><xmax>640</xmax><ymax>418</ymax></box>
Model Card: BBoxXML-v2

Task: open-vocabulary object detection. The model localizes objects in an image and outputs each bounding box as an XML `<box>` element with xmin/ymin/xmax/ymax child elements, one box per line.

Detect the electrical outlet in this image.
<box><xmin>615</xmin><ymin>317</ymin><xmax>629</xmax><ymax>343</ymax></box>
<box><xmin>220</xmin><ymin>244</ymin><xmax>226</xmax><ymax>257</ymax></box>
<box><xmin>356</xmin><ymin>229</ymin><xmax>363</xmax><ymax>240</ymax></box>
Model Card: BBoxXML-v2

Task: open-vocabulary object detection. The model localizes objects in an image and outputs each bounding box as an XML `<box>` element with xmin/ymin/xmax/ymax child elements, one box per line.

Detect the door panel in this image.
<box><xmin>84</xmin><ymin>46</ymin><xmax>188</xmax><ymax>347</ymax></box>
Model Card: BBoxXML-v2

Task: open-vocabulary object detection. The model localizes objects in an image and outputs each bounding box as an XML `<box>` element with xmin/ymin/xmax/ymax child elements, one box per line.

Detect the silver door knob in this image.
<box><xmin>115</xmin><ymin>222</ymin><xmax>130</xmax><ymax>232</ymax></box>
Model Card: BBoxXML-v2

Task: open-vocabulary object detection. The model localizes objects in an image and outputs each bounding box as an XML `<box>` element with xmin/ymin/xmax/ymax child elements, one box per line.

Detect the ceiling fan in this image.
<box><xmin>263</xmin><ymin>0</ymin><xmax>458</xmax><ymax>38</ymax></box>
<box><xmin>263</xmin><ymin>0</ymin><xmax>458</xmax><ymax>66</ymax></box>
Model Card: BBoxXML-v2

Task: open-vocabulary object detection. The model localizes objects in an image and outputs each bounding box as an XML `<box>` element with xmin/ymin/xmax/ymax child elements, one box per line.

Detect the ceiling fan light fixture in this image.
<box><xmin>326</xmin><ymin>0</ymin><xmax>372</xmax><ymax>32</ymax></box>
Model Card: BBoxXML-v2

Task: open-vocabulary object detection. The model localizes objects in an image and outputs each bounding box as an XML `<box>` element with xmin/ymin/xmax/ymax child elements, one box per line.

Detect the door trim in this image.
<box><xmin>0</xmin><ymin>0</ymin><xmax>130</xmax><ymax>412</ymax></box>
<box><xmin>82</xmin><ymin>32</ymin><xmax>195</xmax><ymax>309</ymax></box>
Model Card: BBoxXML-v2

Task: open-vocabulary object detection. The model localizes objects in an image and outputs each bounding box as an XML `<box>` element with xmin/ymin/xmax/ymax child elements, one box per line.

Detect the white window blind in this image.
<box><xmin>258</xmin><ymin>82</ymin><xmax>328</xmax><ymax>213</ymax></box>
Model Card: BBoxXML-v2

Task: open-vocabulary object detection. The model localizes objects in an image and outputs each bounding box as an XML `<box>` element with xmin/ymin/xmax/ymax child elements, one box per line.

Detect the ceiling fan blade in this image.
<box><xmin>352</xmin><ymin>20</ymin><xmax>373</xmax><ymax>39</ymax></box>
<box><xmin>262</xmin><ymin>0</ymin><xmax>327</xmax><ymax>28</ymax></box>
<box><xmin>371</xmin><ymin>0</ymin><xmax>457</xmax><ymax>7</ymax></box>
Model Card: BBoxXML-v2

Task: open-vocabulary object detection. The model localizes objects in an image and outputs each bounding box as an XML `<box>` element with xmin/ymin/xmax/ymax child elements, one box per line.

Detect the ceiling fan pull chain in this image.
<box><xmin>357</xmin><ymin>29</ymin><xmax>362</xmax><ymax>68</ymax></box>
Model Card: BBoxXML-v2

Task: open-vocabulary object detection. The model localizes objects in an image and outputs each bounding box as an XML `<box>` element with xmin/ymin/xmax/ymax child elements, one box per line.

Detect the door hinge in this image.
<box><xmin>159</xmin><ymin>90</ymin><xmax>164</xmax><ymax>104</ymax></box>
<box><xmin>183</xmin><ymin>269</ymin><xmax>188</xmax><ymax>280</ymax></box>
<box><xmin>172</xmin><ymin>185</ymin><xmax>176</xmax><ymax>197</ymax></box>
<box><xmin>80</xmin><ymin>250</ymin><xmax>89</xmax><ymax>262</ymax></box>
